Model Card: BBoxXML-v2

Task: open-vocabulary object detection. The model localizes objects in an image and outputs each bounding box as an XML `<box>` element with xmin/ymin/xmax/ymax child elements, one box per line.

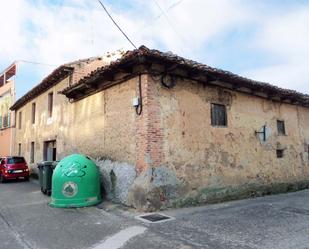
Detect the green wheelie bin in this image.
<box><xmin>38</xmin><ymin>161</ymin><xmax>58</xmax><ymax>195</ymax></box>
<box><xmin>37</xmin><ymin>162</ymin><xmax>44</xmax><ymax>193</ymax></box>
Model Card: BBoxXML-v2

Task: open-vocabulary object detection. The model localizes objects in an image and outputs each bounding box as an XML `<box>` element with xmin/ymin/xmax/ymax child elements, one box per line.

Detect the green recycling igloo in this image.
<box><xmin>50</xmin><ymin>154</ymin><xmax>102</xmax><ymax>208</ymax></box>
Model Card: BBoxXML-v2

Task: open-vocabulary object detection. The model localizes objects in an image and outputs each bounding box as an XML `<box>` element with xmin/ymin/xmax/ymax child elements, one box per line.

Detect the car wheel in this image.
<box><xmin>24</xmin><ymin>176</ymin><xmax>30</xmax><ymax>182</ymax></box>
<box><xmin>0</xmin><ymin>174</ymin><xmax>6</xmax><ymax>183</ymax></box>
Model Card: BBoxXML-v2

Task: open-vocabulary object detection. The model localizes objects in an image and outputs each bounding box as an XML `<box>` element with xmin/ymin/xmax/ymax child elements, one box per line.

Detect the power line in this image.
<box><xmin>96</xmin><ymin>0</ymin><xmax>137</xmax><ymax>49</ymax></box>
<box><xmin>152</xmin><ymin>0</ymin><xmax>185</xmax><ymax>42</ymax></box>
<box><xmin>17</xmin><ymin>60</ymin><xmax>57</xmax><ymax>67</ymax></box>
<box><xmin>155</xmin><ymin>0</ymin><xmax>184</xmax><ymax>20</ymax></box>
<box><xmin>134</xmin><ymin>0</ymin><xmax>184</xmax><ymax>35</ymax></box>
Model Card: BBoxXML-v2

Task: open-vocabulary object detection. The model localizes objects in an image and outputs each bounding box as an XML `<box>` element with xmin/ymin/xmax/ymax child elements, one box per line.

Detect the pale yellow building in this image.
<box><xmin>11</xmin><ymin>46</ymin><xmax>309</xmax><ymax>210</ymax></box>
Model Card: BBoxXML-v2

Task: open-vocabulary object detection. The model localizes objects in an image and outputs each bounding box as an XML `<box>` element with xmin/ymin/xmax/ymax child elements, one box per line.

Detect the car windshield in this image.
<box><xmin>7</xmin><ymin>157</ymin><xmax>25</xmax><ymax>164</ymax></box>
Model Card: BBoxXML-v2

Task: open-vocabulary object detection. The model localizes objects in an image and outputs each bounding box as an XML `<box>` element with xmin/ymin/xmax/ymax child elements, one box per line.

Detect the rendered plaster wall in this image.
<box><xmin>157</xmin><ymin>77</ymin><xmax>309</xmax><ymax>201</ymax></box>
<box><xmin>14</xmin><ymin>75</ymin><xmax>139</xmax><ymax>171</ymax></box>
<box><xmin>0</xmin><ymin>80</ymin><xmax>15</xmax><ymax>156</ymax></box>
<box><xmin>0</xmin><ymin>128</ymin><xmax>12</xmax><ymax>156</ymax></box>
<box><xmin>14</xmin><ymin>77</ymin><xmax>70</xmax><ymax>169</ymax></box>
<box><xmin>64</xmin><ymin>76</ymin><xmax>138</xmax><ymax>164</ymax></box>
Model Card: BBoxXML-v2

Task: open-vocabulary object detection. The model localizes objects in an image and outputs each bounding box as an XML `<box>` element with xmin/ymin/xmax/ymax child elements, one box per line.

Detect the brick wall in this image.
<box><xmin>135</xmin><ymin>74</ymin><xmax>164</xmax><ymax>173</ymax></box>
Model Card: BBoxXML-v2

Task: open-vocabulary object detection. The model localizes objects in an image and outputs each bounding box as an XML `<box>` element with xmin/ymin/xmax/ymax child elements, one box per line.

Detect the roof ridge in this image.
<box><xmin>60</xmin><ymin>45</ymin><xmax>309</xmax><ymax>106</ymax></box>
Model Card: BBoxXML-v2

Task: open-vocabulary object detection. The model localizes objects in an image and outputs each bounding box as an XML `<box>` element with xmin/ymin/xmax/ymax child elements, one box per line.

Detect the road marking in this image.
<box><xmin>93</xmin><ymin>226</ymin><xmax>147</xmax><ymax>249</ymax></box>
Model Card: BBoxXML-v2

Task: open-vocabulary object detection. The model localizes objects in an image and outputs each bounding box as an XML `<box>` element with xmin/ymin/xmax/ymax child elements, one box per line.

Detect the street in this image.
<box><xmin>0</xmin><ymin>180</ymin><xmax>309</xmax><ymax>249</ymax></box>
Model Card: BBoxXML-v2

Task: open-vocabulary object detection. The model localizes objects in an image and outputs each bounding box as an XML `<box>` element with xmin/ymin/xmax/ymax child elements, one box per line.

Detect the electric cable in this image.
<box><xmin>152</xmin><ymin>0</ymin><xmax>185</xmax><ymax>42</ymax></box>
<box><xmin>96</xmin><ymin>0</ymin><xmax>137</xmax><ymax>49</ymax></box>
<box><xmin>17</xmin><ymin>60</ymin><xmax>57</xmax><ymax>67</ymax></box>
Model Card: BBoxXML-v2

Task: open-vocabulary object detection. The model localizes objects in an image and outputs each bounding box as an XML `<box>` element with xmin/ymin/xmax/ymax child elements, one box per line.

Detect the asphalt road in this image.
<box><xmin>0</xmin><ymin>180</ymin><xmax>309</xmax><ymax>249</ymax></box>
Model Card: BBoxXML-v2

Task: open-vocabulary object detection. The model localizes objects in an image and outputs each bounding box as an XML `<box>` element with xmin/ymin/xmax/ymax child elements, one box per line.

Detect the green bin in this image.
<box><xmin>50</xmin><ymin>154</ymin><xmax>102</xmax><ymax>208</ymax></box>
<box><xmin>37</xmin><ymin>163</ymin><xmax>44</xmax><ymax>192</ymax></box>
<box><xmin>38</xmin><ymin>161</ymin><xmax>58</xmax><ymax>195</ymax></box>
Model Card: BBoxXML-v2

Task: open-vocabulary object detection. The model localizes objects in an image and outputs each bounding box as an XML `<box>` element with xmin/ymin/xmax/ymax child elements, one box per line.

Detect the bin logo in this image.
<box><xmin>62</xmin><ymin>182</ymin><xmax>78</xmax><ymax>197</ymax></box>
<box><xmin>61</xmin><ymin>161</ymin><xmax>86</xmax><ymax>178</ymax></box>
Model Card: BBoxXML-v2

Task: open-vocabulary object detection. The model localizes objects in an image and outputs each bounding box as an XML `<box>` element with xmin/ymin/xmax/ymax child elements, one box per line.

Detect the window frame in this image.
<box><xmin>30</xmin><ymin>142</ymin><xmax>35</xmax><ymax>163</ymax></box>
<box><xmin>211</xmin><ymin>103</ymin><xmax>227</xmax><ymax>127</ymax></box>
<box><xmin>18</xmin><ymin>143</ymin><xmax>21</xmax><ymax>156</ymax></box>
<box><xmin>18</xmin><ymin>111</ymin><xmax>22</xmax><ymax>129</ymax></box>
<box><xmin>277</xmin><ymin>120</ymin><xmax>286</xmax><ymax>136</ymax></box>
<box><xmin>276</xmin><ymin>149</ymin><xmax>284</xmax><ymax>158</ymax></box>
<box><xmin>31</xmin><ymin>102</ymin><xmax>36</xmax><ymax>124</ymax></box>
<box><xmin>48</xmin><ymin>92</ymin><xmax>53</xmax><ymax>118</ymax></box>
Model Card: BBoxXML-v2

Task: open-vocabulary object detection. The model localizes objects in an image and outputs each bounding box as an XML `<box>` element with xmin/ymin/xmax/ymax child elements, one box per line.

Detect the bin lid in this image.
<box><xmin>50</xmin><ymin>154</ymin><xmax>101</xmax><ymax>208</ymax></box>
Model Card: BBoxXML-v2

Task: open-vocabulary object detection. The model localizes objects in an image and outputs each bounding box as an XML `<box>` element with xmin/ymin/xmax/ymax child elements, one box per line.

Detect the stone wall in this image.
<box><xmin>157</xmin><ymin>77</ymin><xmax>309</xmax><ymax>206</ymax></box>
<box><xmin>14</xmin><ymin>75</ymin><xmax>139</xmax><ymax>170</ymax></box>
<box><xmin>64</xmin><ymin>77</ymin><xmax>137</xmax><ymax>164</ymax></box>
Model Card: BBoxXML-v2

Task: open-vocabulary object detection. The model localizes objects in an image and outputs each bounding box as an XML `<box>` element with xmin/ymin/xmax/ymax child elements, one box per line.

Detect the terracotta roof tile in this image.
<box><xmin>60</xmin><ymin>46</ymin><xmax>309</xmax><ymax>107</ymax></box>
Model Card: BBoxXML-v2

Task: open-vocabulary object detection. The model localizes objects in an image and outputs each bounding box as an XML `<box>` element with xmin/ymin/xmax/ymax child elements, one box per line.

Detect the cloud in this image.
<box><xmin>0</xmin><ymin>0</ymin><xmax>309</xmax><ymax>94</ymax></box>
<box><xmin>243</xmin><ymin>5</ymin><xmax>309</xmax><ymax>93</ymax></box>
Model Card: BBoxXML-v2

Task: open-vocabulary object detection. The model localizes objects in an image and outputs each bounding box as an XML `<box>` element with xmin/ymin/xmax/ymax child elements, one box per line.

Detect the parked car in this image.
<box><xmin>0</xmin><ymin>156</ymin><xmax>30</xmax><ymax>183</ymax></box>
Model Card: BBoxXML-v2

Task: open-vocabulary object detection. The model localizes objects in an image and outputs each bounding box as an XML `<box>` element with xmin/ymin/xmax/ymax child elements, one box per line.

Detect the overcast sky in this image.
<box><xmin>1</xmin><ymin>0</ymin><xmax>309</xmax><ymax>98</ymax></box>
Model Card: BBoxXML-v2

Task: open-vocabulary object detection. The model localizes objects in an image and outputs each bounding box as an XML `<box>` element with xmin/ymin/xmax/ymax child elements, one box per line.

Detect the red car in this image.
<box><xmin>0</xmin><ymin>156</ymin><xmax>30</xmax><ymax>183</ymax></box>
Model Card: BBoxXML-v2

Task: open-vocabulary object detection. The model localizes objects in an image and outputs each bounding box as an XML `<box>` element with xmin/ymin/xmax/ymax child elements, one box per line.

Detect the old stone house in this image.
<box><xmin>11</xmin><ymin>46</ymin><xmax>309</xmax><ymax>210</ymax></box>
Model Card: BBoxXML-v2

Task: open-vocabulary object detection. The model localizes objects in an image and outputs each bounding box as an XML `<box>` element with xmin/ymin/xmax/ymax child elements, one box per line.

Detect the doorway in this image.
<box><xmin>43</xmin><ymin>140</ymin><xmax>56</xmax><ymax>161</ymax></box>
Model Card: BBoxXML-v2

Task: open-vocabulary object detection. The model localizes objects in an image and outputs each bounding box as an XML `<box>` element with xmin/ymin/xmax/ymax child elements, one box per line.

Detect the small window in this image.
<box><xmin>276</xmin><ymin>149</ymin><xmax>284</xmax><ymax>158</ymax></box>
<box><xmin>48</xmin><ymin>92</ymin><xmax>53</xmax><ymax>118</ymax></box>
<box><xmin>211</xmin><ymin>103</ymin><xmax>227</xmax><ymax>127</ymax></box>
<box><xmin>2</xmin><ymin>115</ymin><xmax>8</xmax><ymax>128</ymax></box>
<box><xmin>32</xmin><ymin>103</ymin><xmax>36</xmax><ymax>124</ymax></box>
<box><xmin>18</xmin><ymin>143</ymin><xmax>21</xmax><ymax>156</ymax></box>
<box><xmin>18</xmin><ymin>111</ymin><xmax>22</xmax><ymax>129</ymax></box>
<box><xmin>277</xmin><ymin>120</ymin><xmax>286</xmax><ymax>135</ymax></box>
<box><xmin>30</xmin><ymin>142</ymin><xmax>35</xmax><ymax>163</ymax></box>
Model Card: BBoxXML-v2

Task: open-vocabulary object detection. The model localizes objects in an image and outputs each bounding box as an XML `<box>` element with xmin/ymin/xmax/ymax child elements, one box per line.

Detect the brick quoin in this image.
<box><xmin>136</xmin><ymin>74</ymin><xmax>164</xmax><ymax>174</ymax></box>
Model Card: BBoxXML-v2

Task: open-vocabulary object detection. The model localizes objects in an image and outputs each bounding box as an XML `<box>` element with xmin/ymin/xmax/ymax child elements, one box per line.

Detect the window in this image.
<box><xmin>211</xmin><ymin>103</ymin><xmax>227</xmax><ymax>127</ymax></box>
<box><xmin>277</xmin><ymin>120</ymin><xmax>286</xmax><ymax>135</ymax></box>
<box><xmin>48</xmin><ymin>92</ymin><xmax>53</xmax><ymax>117</ymax></box>
<box><xmin>32</xmin><ymin>103</ymin><xmax>36</xmax><ymax>124</ymax></box>
<box><xmin>276</xmin><ymin>149</ymin><xmax>284</xmax><ymax>158</ymax></box>
<box><xmin>2</xmin><ymin>115</ymin><xmax>8</xmax><ymax>128</ymax></box>
<box><xmin>7</xmin><ymin>157</ymin><xmax>25</xmax><ymax>164</ymax></box>
<box><xmin>30</xmin><ymin>142</ymin><xmax>35</xmax><ymax>163</ymax></box>
<box><xmin>18</xmin><ymin>143</ymin><xmax>21</xmax><ymax>156</ymax></box>
<box><xmin>18</xmin><ymin>111</ymin><xmax>22</xmax><ymax>129</ymax></box>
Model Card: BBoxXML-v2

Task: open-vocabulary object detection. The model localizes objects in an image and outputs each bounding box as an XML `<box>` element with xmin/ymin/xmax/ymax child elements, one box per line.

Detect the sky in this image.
<box><xmin>0</xmin><ymin>0</ymin><xmax>309</xmax><ymax>99</ymax></box>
